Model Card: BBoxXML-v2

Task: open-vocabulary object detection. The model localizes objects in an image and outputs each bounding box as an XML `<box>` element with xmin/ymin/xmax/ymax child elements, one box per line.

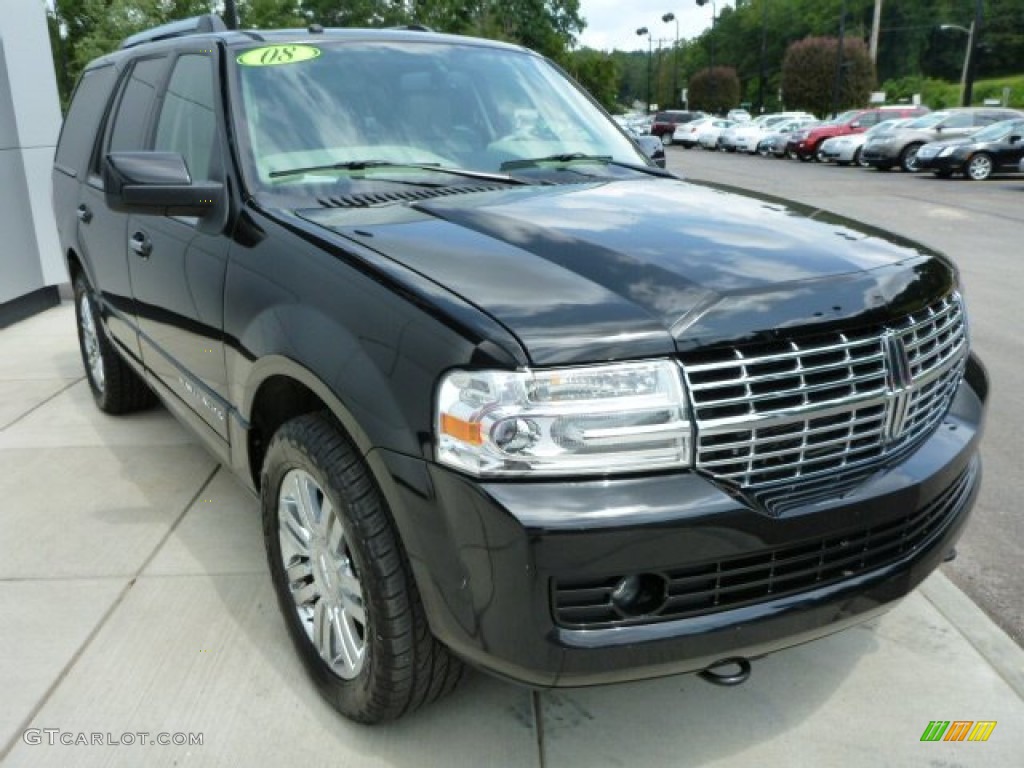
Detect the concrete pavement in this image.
<box><xmin>2</xmin><ymin>303</ymin><xmax>1022</xmax><ymax>767</ymax></box>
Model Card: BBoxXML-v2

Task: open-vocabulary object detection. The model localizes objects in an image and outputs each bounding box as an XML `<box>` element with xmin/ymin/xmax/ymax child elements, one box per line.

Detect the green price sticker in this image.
<box><xmin>237</xmin><ymin>45</ymin><xmax>321</xmax><ymax>67</ymax></box>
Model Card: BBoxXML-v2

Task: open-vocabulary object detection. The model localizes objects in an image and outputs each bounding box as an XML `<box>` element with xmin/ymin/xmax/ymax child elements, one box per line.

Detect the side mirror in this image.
<box><xmin>103</xmin><ymin>152</ymin><xmax>223</xmax><ymax>218</ymax></box>
<box><xmin>1010</xmin><ymin>135</ymin><xmax>1022</xmax><ymax>144</ymax></box>
<box><xmin>935</xmin><ymin>125</ymin><xmax>944</xmax><ymax>133</ymax></box>
<box><xmin>635</xmin><ymin>135</ymin><xmax>666</xmax><ymax>168</ymax></box>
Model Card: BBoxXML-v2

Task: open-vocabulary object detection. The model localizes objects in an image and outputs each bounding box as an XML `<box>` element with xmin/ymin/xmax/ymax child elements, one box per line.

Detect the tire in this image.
<box><xmin>854</xmin><ymin>147</ymin><xmax>868</xmax><ymax>168</ymax></box>
<box><xmin>72</xmin><ymin>272</ymin><xmax>155</xmax><ymax>414</ymax></box>
<box><xmin>900</xmin><ymin>142</ymin><xmax>923</xmax><ymax>172</ymax></box>
<box><xmin>965</xmin><ymin>153</ymin><xmax>993</xmax><ymax>181</ymax></box>
<box><xmin>661</xmin><ymin>133</ymin><xmax>672</xmax><ymax>147</ymax></box>
<box><xmin>815</xmin><ymin>147</ymin><xmax>828</xmax><ymax>163</ymax></box>
<box><xmin>262</xmin><ymin>413</ymin><xmax>464</xmax><ymax>724</ymax></box>
<box><xmin>797</xmin><ymin>152</ymin><xmax>812</xmax><ymax>163</ymax></box>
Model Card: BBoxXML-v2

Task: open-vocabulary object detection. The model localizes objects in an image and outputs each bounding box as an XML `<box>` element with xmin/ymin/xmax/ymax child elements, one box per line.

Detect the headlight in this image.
<box><xmin>436</xmin><ymin>360</ymin><xmax>692</xmax><ymax>476</ymax></box>
<box><xmin>938</xmin><ymin>146</ymin><xmax>957</xmax><ymax>157</ymax></box>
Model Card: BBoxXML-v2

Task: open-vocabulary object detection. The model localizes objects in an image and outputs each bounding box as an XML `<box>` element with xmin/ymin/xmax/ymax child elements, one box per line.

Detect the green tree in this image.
<box><xmin>781</xmin><ymin>36</ymin><xmax>874</xmax><ymax>116</ymax></box>
<box><xmin>688</xmin><ymin>66</ymin><xmax>741</xmax><ymax>114</ymax></box>
<box><xmin>565</xmin><ymin>47</ymin><xmax>619</xmax><ymax>111</ymax></box>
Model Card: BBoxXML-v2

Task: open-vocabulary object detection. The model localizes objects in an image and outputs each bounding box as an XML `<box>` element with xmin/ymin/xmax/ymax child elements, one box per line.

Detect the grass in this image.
<box><xmin>880</xmin><ymin>74</ymin><xmax>1024</xmax><ymax>110</ymax></box>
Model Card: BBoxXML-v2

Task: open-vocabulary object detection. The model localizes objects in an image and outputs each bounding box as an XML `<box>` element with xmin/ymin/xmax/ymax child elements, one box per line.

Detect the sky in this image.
<box><xmin>576</xmin><ymin>0</ymin><xmax>734</xmax><ymax>53</ymax></box>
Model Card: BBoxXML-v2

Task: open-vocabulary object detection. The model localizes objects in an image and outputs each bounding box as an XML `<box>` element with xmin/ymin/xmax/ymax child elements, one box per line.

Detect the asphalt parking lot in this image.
<box><xmin>2</xmin><ymin>157</ymin><xmax>1023</xmax><ymax>767</ymax></box>
<box><xmin>667</xmin><ymin>146</ymin><xmax>1024</xmax><ymax>648</ymax></box>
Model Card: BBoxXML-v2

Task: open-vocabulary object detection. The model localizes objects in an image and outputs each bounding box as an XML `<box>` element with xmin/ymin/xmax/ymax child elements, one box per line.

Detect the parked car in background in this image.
<box><xmin>818</xmin><ymin>118</ymin><xmax>914</xmax><ymax>166</ymax></box>
<box><xmin>672</xmin><ymin>116</ymin><xmax>715</xmax><ymax>148</ymax></box>
<box><xmin>915</xmin><ymin>118</ymin><xmax>1024</xmax><ymax>180</ymax></box>
<box><xmin>733</xmin><ymin>113</ymin><xmax>815</xmax><ymax>154</ymax></box>
<box><xmin>727</xmin><ymin>108</ymin><xmax>752</xmax><ymax>122</ymax></box>
<box><xmin>788</xmin><ymin>105</ymin><xmax>930</xmax><ymax>162</ymax></box>
<box><xmin>651</xmin><ymin>110</ymin><xmax>704</xmax><ymax>145</ymax></box>
<box><xmin>697</xmin><ymin>118</ymin><xmax>737</xmax><ymax>149</ymax></box>
<box><xmin>757</xmin><ymin>117</ymin><xmax>820</xmax><ymax>157</ymax></box>
<box><xmin>862</xmin><ymin>107</ymin><xmax>1024</xmax><ymax>171</ymax></box>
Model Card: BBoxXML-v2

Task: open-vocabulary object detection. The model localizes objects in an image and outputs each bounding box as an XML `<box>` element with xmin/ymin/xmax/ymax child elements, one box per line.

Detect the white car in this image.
<box><xmin>732</xmin><ymin>114</ymin><xmax>811</xmax><ymax>154</ymax></box>
<box><xmin>727</xmin><ymin>108</ymin><xmax>751</xmax><ymax>122</ymax></box>
<box><xmin>818</xmin><ymin>118</ymin><xmax>915</xmax><ymax>166</ymax></box>
<box><xmin>672</xmin><ymin>117</ymin><xmax>715</xmax><ymax>148</ymax></box>
<box><xmin>697</xmin><ymin>119</ymin><xmax>737</xmax><ymax>149</ymax></box>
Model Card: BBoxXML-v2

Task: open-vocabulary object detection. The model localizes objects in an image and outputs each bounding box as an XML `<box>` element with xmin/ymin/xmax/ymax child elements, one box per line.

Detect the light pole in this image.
<box><xmin>696</xmin><ymin>0</ymin><xmax>717</xmax><ymax>113</ymax></box>
<box><xmin>831</xmin><ymin>0</ymin><xmax>848</xmax><ymax>118</ymax></box>
<box><xmin>662</xmin><ymin>12</ymin><xmax>679</xmax><ymax>108</ymax></box>
<box><xmin>637</xmin><ymin>27</ymin><xmax>652</xmax><ymax>113</ymax></box>
<box><xmin>940</xmin><ymin>23</ymin><xmax>975</xmax><ymax>106</ymax></box>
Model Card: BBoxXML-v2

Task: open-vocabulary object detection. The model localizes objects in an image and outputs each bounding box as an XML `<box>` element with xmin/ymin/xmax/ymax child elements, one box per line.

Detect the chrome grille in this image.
<box><xmin>683</xmin><ymin>293</ymin><xmax>967</xmax><ymax>512</ymax></box>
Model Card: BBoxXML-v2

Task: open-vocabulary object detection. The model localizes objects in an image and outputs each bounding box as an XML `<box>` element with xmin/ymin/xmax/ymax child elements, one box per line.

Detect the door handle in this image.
<box><xmin>76</xmin><ymin>204</ymin><xmax>92</xmax><ymax>223</ymax></box>
<box><xmin>129</xmin><ymin>231</ymin><xmax>152</xmax><ymax>259</ymax></box>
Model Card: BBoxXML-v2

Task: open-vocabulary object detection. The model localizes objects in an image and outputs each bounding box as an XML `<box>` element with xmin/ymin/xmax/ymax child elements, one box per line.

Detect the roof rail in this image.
<box><xmin>121</xmin><ymin>14</ymin><xmax>228</xmax><ymax>50</ymax></box>
<box><xmin>391</xmin><ymin>24</ymin><xmax>435</xmax><ymax>32</ymax></box>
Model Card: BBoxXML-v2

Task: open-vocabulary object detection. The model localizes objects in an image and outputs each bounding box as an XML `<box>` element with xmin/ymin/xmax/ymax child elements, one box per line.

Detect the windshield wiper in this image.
<box><xmin>500</xmin><ymin>153</ymin><xmax>675</xmax><ymax>178</ymax></box>
<box><xmin>269</xmin><ymin>160</ymin><xmax>529</xmax><ymax>185</ymax></box>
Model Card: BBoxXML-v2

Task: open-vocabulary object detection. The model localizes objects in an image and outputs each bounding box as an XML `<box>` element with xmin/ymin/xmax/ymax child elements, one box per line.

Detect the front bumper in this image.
<box><xmin>917</xmin><ymin>153</ymin><xmax>965</xmax><ymax>173</ymax></box>
<box><xmin>861</xmin><ymin>144</ymin><xmax>901</xmax><ymax>167</ymax></box>
<box><xmin>371</xmin><ymin>355</ymin><xmax>987</xmax><ymax>688</ymax></box>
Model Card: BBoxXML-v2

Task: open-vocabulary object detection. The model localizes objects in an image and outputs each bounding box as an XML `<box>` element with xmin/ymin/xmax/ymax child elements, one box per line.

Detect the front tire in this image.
<box><xmin>72</xmin><ymin>272</ymin><xmax>155</xmax><ymax>414</ymax></box>
<box><xmin>900</xmin><ymin>142</ymin><xmax>923</xmax><ymax>172</ymax></box>
<box><xmin>965</xmin><ymin>153</ymin><xmax>993</xmax><ymax>181</ymax></box>
<box><xmin>262</xmin><ymin>413</ymin><xmax>464</xmax><ymax>723</ymax></box>
<box><xmin>661</xmin><ymin>133</ymin><xmax>672</xmax><ymax>147</ymax></box>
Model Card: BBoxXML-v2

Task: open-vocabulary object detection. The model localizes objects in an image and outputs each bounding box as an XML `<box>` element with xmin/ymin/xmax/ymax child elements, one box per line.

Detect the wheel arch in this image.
<box><xmin>240</xmin><ymin>356</ymin><xmax>377</xmax><ymax>491</ymax></box>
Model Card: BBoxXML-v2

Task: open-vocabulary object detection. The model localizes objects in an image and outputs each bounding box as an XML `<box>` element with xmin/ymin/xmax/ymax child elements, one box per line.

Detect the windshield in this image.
<box><xmin>867</xmin><ymin>118</ymin><xmax>905</xmax><ymax>135</ymax></box>
<box><xmin>907</xmin><ymin>112</ymin><xmax>949</xmax><ymax>129</ymax></box>
<box><xmin>229</xmin><ymin>40</ymin><xmax>644</xmax><ymax>193</ymax></box>
<box><xmin>970</xmin><ymin>119</ymin><xmax>1024</xmax><ymax>142</ymax></box>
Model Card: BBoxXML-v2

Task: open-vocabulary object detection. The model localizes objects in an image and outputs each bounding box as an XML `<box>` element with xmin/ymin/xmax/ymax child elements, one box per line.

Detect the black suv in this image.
<box><xmin>53</xmin><ymin>16</ymin><xmax>988</xmax><ymax>723</ymax></box>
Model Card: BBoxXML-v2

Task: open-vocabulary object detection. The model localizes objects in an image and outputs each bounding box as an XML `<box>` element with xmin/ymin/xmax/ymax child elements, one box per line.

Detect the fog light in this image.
<box><xmin>610</xmin><ymin>573</ymin><xmax>667</xmax><ymax>617</ymax></box>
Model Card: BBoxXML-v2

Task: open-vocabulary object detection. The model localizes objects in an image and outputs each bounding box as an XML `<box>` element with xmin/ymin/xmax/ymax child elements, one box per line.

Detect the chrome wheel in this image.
<box><xmin>78</xmin><ymin>293</ymin><xmax>104</xmax><ymax>392</ymax></box>
<box><xmin>966</xmin><ymin>153</ymin><xmax>993</xmax><ymax>181</ymax></box>
<box><xmin>278</xmin><ymin>469</ymin><xmax>366</xmax><ymax>679</ymax></box>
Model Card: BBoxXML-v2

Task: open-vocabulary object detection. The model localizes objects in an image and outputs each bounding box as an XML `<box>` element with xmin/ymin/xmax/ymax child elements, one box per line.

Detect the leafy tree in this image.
<box><xmin>781</xmin><ymin>36</ymin><xmax>874</xmax><ymax>116</ymax></box>
<box><xmin>688</xmin><ymin>66</ymin><xmax>741</xmax><ymax>114</ymax></box>
<box><xmin>565</xmin><ymin>47</ymin><xmax>619</xmax><ymax>111</ymax></box>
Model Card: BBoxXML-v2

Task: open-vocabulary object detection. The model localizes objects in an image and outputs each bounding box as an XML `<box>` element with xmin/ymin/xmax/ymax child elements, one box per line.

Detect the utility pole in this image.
<box><xmin>224</xmin><ymin>0</ymin><xmax>239</xmax><ymax>29</ymax></box>
<box><xmin>962</xmin><ymin>0</ymin><xmax>984</xmax><ymax>107</ymax></box>
<box><xmin>831</xmin><ymin>0</ymin><xmax>847</xmax><ymax>119</ymax></box>
<box><xmin>869</xmin><ymin>0</ymin><xmax>882</xmax><ymax>65</ymax></box>
<box><xmin>758</xmin><ymin>0</ymin><xmax>768</xmax><ymax>113</ymax></box>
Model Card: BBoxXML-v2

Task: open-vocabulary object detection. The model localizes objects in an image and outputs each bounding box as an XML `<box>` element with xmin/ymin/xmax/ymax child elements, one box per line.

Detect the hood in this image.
<box><xmin>297</xmin><ymin>177</ymin><xmax>953</xmax><ymax>365</ymax></box>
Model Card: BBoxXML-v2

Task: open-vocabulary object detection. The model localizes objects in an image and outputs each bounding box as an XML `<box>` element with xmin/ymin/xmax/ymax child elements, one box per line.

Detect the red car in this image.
<box><xmin>788</xmin><ymin>106</ymin><xmax>930</xmax><ymax>161</ymax></box>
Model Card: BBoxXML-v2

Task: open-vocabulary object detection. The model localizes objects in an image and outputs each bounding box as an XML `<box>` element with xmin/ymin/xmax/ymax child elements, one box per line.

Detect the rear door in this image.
<box><xmin>77</xmin><ymin>56</ymin><xmax>169</xmax><ymax>359</ymax></box>
<box><xmin>126</xmin><ymin>51</ymin><xmax>231</xmax><ymax>442</ymax></box>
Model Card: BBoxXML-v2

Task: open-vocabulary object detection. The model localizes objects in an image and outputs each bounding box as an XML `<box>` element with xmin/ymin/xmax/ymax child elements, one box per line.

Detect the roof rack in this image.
<box><xmin>121</xmin><ymin>14</ymin><xmax>228</xmax><ymax>50</ymax></box>
<box><xmin>391</xmin><ymin>24</ymin><xmax>435</xmax><ymax>32</ymax></box>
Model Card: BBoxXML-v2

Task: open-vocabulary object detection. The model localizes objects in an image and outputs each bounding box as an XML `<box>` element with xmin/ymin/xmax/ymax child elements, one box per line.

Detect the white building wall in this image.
<box><xmin>0</xmin><ymin>0</ymin><xmax>65</xmax><ymax>311</ymax></box>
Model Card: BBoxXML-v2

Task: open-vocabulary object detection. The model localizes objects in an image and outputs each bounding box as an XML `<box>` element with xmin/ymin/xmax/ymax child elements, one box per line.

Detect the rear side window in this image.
<box><xmin>154</xmin><ymin>55</ymin><xmax>218</xmax><ymax>181</ymax></box>
<box><xmin>55</xmin><ymin>66</ymin><xmax>117</xmax><ymax>177</ymax></box>
<box><xmin>107</xmin><ymin>57</ymin><xmax>167</xmax><ymax>155</ymax></box>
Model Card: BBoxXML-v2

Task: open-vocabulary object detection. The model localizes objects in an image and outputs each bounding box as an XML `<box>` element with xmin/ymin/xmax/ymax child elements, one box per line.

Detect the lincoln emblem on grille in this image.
<box><xmin>882</xmin><ymin>330</ymin><xmax>914</xmax><ymax>442</ymax></box>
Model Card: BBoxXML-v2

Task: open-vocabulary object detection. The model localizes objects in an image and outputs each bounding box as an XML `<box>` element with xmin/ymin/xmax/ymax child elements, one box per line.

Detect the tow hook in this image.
<box><xmin>699</xmin><ymin>657</ymin><xmax>752</xmax><ymax>687</ymax></box>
